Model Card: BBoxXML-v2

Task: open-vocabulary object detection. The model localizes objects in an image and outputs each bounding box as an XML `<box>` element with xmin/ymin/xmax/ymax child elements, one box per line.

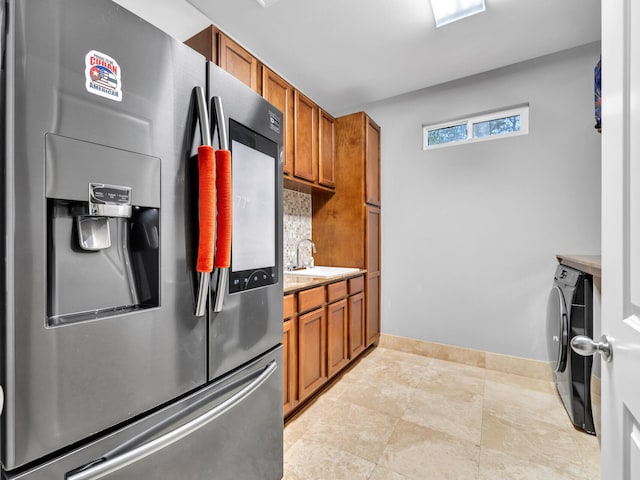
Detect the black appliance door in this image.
<box><xmin>3</xmin><ymin>0</ymin><xmax>207</xmax><ymax>469</ymax></box>
<box><xmin>546</xmin><ymin>285</ymin><xmax>569</xmax><ymax>373</ymax></box>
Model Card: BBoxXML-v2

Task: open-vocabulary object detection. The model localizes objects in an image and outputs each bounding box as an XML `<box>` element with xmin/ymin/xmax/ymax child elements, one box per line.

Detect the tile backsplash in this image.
<box><xmin>283</xmin><ymin>189</ymin><xmax>312</xmax><ymax>268</ymax></box>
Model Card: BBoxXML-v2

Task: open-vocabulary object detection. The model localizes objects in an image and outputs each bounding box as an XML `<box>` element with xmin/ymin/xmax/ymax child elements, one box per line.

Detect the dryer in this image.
<box><xmin>546</xmin><ymin>264</ymin><xmax>595</xmax><ymax>434</ymax></box>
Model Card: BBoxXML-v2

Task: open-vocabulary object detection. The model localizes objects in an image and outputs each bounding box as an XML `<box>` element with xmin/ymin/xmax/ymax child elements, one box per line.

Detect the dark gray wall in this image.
<box><xmin>342</xmin><ymin>42</ymin><xmax>601</xmax><ymax>360</ymax></box>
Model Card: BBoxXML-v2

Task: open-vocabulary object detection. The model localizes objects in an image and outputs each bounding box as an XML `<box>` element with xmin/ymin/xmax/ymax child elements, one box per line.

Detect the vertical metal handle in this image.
<box><xmin>194</xmin><ymin>86</ymin><xmax>212</xmax><ymax>317</ymax></box>
<box><xmin>211</xmin><ymin>96</ymin><xmax>231</xmax><ymax>313</ymax></box>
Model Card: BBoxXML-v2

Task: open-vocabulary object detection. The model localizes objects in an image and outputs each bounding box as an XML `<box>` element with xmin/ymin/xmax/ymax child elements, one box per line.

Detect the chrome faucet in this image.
<box><xmin>296</xmin><ymin>238</ymin><xmax>317</xmax><ymax>269</ymax></box>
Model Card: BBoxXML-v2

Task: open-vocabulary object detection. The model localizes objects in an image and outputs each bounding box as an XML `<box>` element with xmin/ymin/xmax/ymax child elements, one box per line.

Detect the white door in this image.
<box><xmin>599</xmin><ymin>0</ymin><xmax>640</xmax><ymax>478</ymax></box>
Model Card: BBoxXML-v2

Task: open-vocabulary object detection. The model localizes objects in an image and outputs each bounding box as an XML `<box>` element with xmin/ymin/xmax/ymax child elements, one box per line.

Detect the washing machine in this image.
<box><xmin>546</xmin><ymin>264</ymin><xmax>595</xmax><ymax>434</ymax></box>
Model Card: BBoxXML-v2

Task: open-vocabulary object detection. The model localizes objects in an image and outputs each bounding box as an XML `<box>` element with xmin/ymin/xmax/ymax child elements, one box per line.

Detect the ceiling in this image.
<box><xmin>116</xmin><ymin>0</ymin><xmax>601</xmax><ymax>115</ymax></box>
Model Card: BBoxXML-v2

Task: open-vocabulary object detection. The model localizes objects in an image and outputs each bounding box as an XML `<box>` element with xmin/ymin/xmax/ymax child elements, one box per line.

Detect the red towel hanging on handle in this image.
<box><xmin>197</xmin><ymin>145</ymin><xmax>216</xmax><ymax>273</ymax></box>
<box><xmin>214</xmin><ymin>149</ymin><xmax>231</xmax><ymax>269</ymax></box>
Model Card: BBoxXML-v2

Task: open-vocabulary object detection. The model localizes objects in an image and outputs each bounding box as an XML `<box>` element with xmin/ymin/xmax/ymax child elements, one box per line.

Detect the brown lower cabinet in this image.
<box><xmin>349</xmin><ymin>291</ymin><xmax>366</xmax><ymax>358</ymax></box>
<box><xmin>283</xmin><ymin>274</ymin><xmax>367</xmax><ymax>418</ymax></box>
<box><xmin>327</xmin><ymin>299</ymin><xmax>349</xmax><ymax>378</ymax></box>
<box><xmin>283</xmin><ymin>294</ymin><xmax>298</xmax><ymax>414</ymax></box>
<box><xmin>298</xmin><ymin>307</ymin><xmax>327</xmax><ymax>401</ymax></box>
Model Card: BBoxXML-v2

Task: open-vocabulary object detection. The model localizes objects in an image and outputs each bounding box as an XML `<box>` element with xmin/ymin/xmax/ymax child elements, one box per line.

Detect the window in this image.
<box><xmin>423</xmin><ymin>104</ymin><xmax>529</xmax><ymax>150</ymax></box>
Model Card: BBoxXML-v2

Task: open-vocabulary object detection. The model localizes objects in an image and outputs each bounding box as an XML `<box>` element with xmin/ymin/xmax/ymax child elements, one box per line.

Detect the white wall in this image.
<box><xmin>113</xmin><ymin>0</ymin><xmax>210</xmax><ymax>41</ymax></box>
<box><xmin>345</xmin><ymin>42</ymin><xmax>602</xmax><ymax>360</ymax></box>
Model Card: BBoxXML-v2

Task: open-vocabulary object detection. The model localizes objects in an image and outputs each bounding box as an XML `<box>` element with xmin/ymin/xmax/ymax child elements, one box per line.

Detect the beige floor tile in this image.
<box><xmin>283</xmin><ymin>407</ymin><xmax>321</xmax><ymax>453</ymax></box>
<box><xmin>481</xmin><ymin>411</ymin><xmax>596</xmax><ymax>478</ymax></box>
<box><xmin>483</xmin><ymin>374</ymin><xmax>575</xmax><ymax>431</ymax></box>
<box><xmin>570</xmin><ymin>425</ymin><xmax>601</xmax><ymax>476</ymax></box>
<box><xmin>283</xmin><ymin>437</ymin><xmax>375</xmax><ymax>480</ymax></box>
<box><xmin>303</xmin><ymin>397</ymin><xmax>399</xmax><ymax>463</ymax></box>
<box><xmin>427</xmin><ymin>356</ymin><xmax>488</xmax><ymax>381</ymax></box>
<box><xmin>368</xmin><ymin>465</ymin><xmax>411</xmax><ymax>480</ymax></box>
<box><xmin>484</xmin><ymin>369</ymin><xmax>557</xmax><ymax>396</ymax></box>
<box><xmin>378</xmin><ymin>419</ymin><xmax>480</xmax><ymax>479</ymax></box>
<box><xmin>338</xmin><ymin>375</ymin><xmax>416</xmax><ymax>419</ymax></box>
<box><xmin>479</xmin><ymin>447</ymin><xmax>586</xmax><ymax>480</ymax></box>
<box><xmin>401</xmin><ymin>386</ymin><xmax>484</xmax><ymax>444</ymax></box>
<box><xmin>341</xmin><ymin>348</ymin><xmax>435</xmax><ymax>392</ymax></box>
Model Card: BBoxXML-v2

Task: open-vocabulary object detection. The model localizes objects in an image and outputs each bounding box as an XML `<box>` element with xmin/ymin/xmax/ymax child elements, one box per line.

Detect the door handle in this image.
<box><xmin>211</xmin><ymin>96</ymin><xmax>232</xmax><ymax>313</ymax></box>
<box><xmin>571</xmin><ymin>334</ymin><xmax>613</xmax><ymax>362</ymax></box>
<box><xmin>193</xmin><ymin>86</ymin><xmax>215</xmax><ymax>317</ymax></box>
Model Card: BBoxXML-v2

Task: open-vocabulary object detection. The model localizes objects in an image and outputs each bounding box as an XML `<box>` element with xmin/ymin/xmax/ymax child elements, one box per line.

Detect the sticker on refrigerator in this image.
<box><xmin>85</xmin><ymin>50</ymin><xmax>122</xmax><ymax>102</ymax></box>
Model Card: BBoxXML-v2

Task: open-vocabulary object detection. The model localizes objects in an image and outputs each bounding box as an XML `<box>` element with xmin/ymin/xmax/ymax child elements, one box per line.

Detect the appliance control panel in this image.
<box><xmin>89</xmin><ymin>183</ymin><xmax>132</xmax><ymax>218</ymax></box>
<box><xmin>229</xmin><ymin>267</ymin><xmax>277</xmax><ymax>293</ymax></box>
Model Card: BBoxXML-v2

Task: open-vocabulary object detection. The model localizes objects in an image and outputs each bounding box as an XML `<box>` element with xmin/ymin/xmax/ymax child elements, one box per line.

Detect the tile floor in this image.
<box><xmin>283</xmin><ymin>347</ymin><xmax>601</xmax><ymax>480</ymax></box>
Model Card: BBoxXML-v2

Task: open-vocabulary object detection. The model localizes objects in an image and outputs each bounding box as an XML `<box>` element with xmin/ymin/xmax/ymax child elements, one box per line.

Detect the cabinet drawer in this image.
<box><xmin>283</xmin><ymin>294</ymin><xmax>296</xmax><ymax>319</ymax></box>
<box><xmin>327</xmin><ymin>281</ymin><xmax>347</xmax><ymax>303</ymax></box>
<box><xmin>298</xmin><ymin>286</ymin><xmax>325</xmax><ymax>313</ymax></box>
<box><xmin>349</xmin><ymin>276</ymin><xmax>365</xmax><ymax>294</ymax></box>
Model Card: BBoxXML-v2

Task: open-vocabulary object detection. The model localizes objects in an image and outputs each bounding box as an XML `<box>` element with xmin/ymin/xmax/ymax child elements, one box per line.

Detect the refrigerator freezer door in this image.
<box><xmin>4</xmin><ymin>348</ymin><xmax>283</xmax><ymax>480</ymax></box>
<box><xmin>206</xmin><ymin>63</ymin><xmax>284</xmax><ymax>381</ymax></box>
<box><xmin>2</xmin><ymin>0</ymin><xmax>207</xmax><ymax>469</ymax></box>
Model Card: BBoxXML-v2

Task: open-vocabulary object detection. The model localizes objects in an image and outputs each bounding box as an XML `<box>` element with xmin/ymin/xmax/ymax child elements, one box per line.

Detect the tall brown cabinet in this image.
<box><xmin>313</xmin><ymin>112</ymin><xmax>381</xmax><ymax>347</ymax></box>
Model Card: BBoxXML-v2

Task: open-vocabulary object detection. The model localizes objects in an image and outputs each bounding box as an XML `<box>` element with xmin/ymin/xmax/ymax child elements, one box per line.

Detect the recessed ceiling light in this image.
<box><xmin>254</xmin><ymin>0</ymin><xmax>282</xmax><ymax>7</ymax></box>
<box><xmin>430</xmin><ymin>0</ymin><xmax>486</xmax><ymax>28</ymax></box>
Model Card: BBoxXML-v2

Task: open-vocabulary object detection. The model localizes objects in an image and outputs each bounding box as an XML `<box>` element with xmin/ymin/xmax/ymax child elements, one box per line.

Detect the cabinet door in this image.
<box><xmin>218</xmin><ymin>33</ymin><xmax>259</xmax><ymax>93</ymax></box>
<box><xmin>327</xmin><ymin>299</ymin><xmax>349</xmax><ymax>377</ymax></box>
<box><xmin>283</xmin><ymin>318</ymin><xmax>298</xmax><ymax>416</ymax></box>
<box><xmin>318</xmin><ymin>109</ymin><xmax>335</xmax><ymax>188</ymax></box>
<box><xmin>293</xmin><ymin>90</ymin><xmax>318</xmax><ymax>183</ymax></box>
<box><xmin>365</xmin><ymin>117</ymin><xmax>381</xmax><ymax>206</ymax></box>
<box><xmin>366</xmin><ymin>273</ymin><xmax>381</xmax><ymax>347</ymax></box>
<box><xmin>298</xmin><ymin>307</ymin><xmax>326</xmax><ymax>401</ymax></box>
<box><xmin>348</xmin><ymin>292</ymin><xmax>366</xmax><ymax>358</ymax></box>
<box><xmin>366</xmin><ymin>206</ymin><xmax>381</xmax><ymax>274</ymax></box>
<box><xmin>365</xmin><ymin>187</ymin><xmax>381</xmax><ymax>347</ymax></box>
<box><xmin>262</xmin><ymin>67</ymin><xmax>294</xmax><ymax>176</ymax></box>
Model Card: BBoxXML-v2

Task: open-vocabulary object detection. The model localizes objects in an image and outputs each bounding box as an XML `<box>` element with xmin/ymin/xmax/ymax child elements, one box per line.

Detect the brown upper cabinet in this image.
<box><xmin>218</xmin><ymin>34</ymin><xmax>260</xmax><ymax>93</ymax></box>
<box><xmin>365</xmin><ymin>118</ymin><xmax>381</xmax><ymax>206</ymax></box>
<box><xmin>293</xmin><ymin>91</ymin><xmax>318</xmax><ymax>183</ymax></box>
<box><xmin>185</xmin><ymin>26</ymin><xmax>260</xmax><ymax>94</ymax></box>
<box><xmin>318</xmin><ymin>109</ymin><xmax>336</xmax><ymax>188</ymax></box>
<box><xmin>262</xmin><ymin>67</ymin><xmax>294</xmax><ymax>176</ymax></box>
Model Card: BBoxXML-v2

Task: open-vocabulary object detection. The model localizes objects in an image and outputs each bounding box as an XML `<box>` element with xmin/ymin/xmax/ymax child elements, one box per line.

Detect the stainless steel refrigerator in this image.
<box><xmin>0</xmin><ymin>0</ymin><xmax>284</xmax><ymax>478</ymax></box>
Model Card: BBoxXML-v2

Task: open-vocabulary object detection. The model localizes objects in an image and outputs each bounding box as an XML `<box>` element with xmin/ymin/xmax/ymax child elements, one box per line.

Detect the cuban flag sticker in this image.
<box><xmin>85</xmin><ymin>50</ymin><xmax>122</xmax><ymax>102</ymax></box>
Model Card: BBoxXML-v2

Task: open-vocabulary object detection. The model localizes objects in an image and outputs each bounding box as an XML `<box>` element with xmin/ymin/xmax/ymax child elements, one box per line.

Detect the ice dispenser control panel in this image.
<box><xmin>89</xmin><ymin>183</ymin><xmax>132</xmax><ymax>218</ymax></box>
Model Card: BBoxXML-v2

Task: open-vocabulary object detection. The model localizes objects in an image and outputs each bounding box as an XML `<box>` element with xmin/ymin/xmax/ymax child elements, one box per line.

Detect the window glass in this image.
<box><xmin>427</xmin><ymin>123</ymin><xmax>467</xmax><ymax>146</ymax></box>
<box><xmin>472</xmin><ymin>114</ymin><xmax>520</xmax><ymax>138</ymax></box>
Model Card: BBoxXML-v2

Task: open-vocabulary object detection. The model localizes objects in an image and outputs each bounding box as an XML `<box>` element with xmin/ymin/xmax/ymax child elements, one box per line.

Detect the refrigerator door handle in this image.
<box><xmin>211</xmin><ymin>96</ymin><xmax>232</xmax><ymax>313</ymax></box>
<box><xmin>65</xmin><ymin>361</ymin><xmax>278</xmax><ymax>480</ymax></box>
<box><xmin>194</xmin><ymin>86</ymin><xmax>214</xmax><ymax>317</ymax></box>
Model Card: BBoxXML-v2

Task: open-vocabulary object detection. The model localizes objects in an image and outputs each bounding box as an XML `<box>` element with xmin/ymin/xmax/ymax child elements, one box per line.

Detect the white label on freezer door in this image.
<box><xmin>85</xmin><ymin>50</ymin><xmax>122</xmax><ymax>102</ymax></box>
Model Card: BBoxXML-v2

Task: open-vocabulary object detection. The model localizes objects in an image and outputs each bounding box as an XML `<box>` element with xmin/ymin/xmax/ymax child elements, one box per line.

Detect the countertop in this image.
<box><xmin>283</xmin><ymin>269</ymin><xmax>367</xmax><ymax>294</ymax></box>
<box><xmin>556</xmin><ymin>254</ymin><xmax>601</xmax><ymax>278</ymax></box>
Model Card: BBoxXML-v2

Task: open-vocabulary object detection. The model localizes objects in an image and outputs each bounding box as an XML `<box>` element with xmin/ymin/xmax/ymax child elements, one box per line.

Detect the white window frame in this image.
<box><xmin>422</xmin><ymin>104</ymin><xmax>529</xmax><ymax>150</ymax></box>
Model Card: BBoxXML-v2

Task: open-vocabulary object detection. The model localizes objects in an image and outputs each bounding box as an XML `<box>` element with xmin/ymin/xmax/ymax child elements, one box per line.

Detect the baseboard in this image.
<box><xmin>379</xmin><ymin>333</ymin><xmax>553</xmax><ymax>382</ymax></box>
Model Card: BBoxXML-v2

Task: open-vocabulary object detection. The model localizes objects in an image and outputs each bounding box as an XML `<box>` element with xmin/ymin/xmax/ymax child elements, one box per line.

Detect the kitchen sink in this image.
<box><xmin>285</xmin><ymin>266</ymin><xmax>360</xmax><ymax>278</ymax></box>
